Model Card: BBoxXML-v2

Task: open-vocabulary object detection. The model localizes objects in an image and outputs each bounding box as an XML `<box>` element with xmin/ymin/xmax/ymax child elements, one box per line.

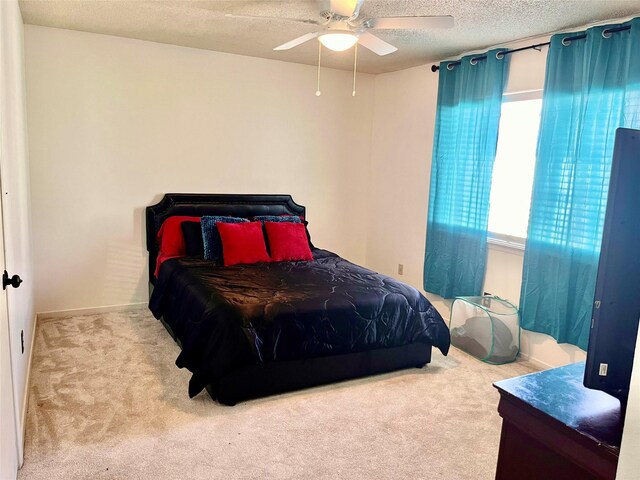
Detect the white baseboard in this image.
<box><xmin>37</xmin><ymin>302</ymin><xmax>148</xmax><ymax>321</ymax></box>
<box><xmin>517</xmin><ymin>351</ymin><xmax>555</xmax><ymax>370</ymax></box>
<box><xmin>18</xmin><ymin>314</ymin><xmax>37</xmax><ymax>468</ymax></box>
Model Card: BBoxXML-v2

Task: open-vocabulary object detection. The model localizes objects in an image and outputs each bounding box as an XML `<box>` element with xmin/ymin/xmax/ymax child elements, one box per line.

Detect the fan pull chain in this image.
<box><xmin>352</xmin><ymin>42</ymin><xmax>358</xmax><ymax>97</ymax></box>
<box><xmin>316</xmin><ymin>41</ymin><xmax>322</xmax><ymax>97</ymax></box>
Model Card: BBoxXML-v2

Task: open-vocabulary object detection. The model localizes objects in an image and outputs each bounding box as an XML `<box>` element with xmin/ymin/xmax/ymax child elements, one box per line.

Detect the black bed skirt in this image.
<box><xmin>157</xmin><ymin>298</ymin><xmax>432</xmax><ymax>405</ymax></box>
<box><xmin>209</xmin><ymin>342</ymin><xmax>432</xmax><ymax>405</ymax></box>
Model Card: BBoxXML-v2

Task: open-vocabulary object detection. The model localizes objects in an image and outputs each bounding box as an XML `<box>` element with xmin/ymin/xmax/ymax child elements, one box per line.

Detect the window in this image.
<box><xmin>488</xmin><ymin>91</ymin><xmax>543</xmax><ymax>247</ymax></box>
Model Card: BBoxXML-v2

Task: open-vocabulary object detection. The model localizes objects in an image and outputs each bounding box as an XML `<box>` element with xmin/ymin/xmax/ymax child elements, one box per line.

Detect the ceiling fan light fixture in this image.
<box><xmin>318</xmin><ymin>31</ymin><xmax>359</xmax><ymax>51</ymax></box>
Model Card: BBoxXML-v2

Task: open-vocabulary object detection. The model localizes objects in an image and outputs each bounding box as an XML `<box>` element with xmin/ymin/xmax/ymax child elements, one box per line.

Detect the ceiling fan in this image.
<box><xmin>226</xmin><ymin>0</ymin><xmax>454</xmax><ymax>56</ymax></box>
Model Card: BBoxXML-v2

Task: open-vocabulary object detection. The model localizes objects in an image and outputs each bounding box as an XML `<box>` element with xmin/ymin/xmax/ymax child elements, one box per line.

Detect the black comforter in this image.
<box><xmin>149</xmin><ymin>249</ymin><xmax>450</xmax><ymax>397</ymax></box>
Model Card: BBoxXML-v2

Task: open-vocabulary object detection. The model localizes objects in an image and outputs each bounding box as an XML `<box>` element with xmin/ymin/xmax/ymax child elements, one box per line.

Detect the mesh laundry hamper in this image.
<box><xmin>449</xmin><ymin>296</ymin><xmax>520</xmax><ymax>364</ymax></box>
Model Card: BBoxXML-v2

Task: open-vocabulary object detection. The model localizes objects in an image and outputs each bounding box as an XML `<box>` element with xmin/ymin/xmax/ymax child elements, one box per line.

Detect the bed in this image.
<box><xmin>147</xmin><ymin>193</ymin><xmax>450</xmax><ymax>405</ymax></box>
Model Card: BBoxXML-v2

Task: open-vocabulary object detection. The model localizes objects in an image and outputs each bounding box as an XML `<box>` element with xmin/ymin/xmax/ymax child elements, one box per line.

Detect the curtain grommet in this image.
<box><xmin>470</xmin><ymin>57</ymin><xmax>478</xmax><ymax>65</ymax></box>
<box><xmin>561</xmin><ymin>37</ymin><xmax>571</xmax><ymax>46</ymax></box>
<box><xmin>446</xmin><ymin>63</ymin><xmax>455</xmax><ymax>71</ymax></box>
<box><xmin>602</xmin><ymin>29</ymin><xmax>612</xmax><ymax>39</ymax></box>
<box><xmin>496</xmin><ymin>51</ymin><xmax>505</xmax><ymax>60</ymax></box>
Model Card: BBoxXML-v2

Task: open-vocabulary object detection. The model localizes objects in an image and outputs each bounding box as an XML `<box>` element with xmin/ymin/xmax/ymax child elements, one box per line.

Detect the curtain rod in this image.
<box><xmin>430</xmin><ymin>25</ymin><xmax>631</xmax><ymax>73</ymax></box>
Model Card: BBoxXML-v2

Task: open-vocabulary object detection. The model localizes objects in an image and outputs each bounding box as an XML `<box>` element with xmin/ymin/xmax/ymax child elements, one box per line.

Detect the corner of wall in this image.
<box><xmin>362</xmin><ymin>74</ymin><xmax>379</xmax><ymax>269</ymax></box>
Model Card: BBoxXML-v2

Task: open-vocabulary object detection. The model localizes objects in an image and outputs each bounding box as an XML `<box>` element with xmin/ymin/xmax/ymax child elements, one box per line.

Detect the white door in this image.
<box><xmin>0</xmin><ymin>0</ymin><xmax>36</xmax><ymax>472</ymax></box>
<box><xmin>0</xmin><ymin>193</ymin><xmax>18</xmax><ymax>479</ymax></box>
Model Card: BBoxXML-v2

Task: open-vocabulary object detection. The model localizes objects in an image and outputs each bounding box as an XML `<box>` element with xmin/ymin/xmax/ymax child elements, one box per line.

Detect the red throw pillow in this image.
<box><xmin>155</xmin><ymin>216</ymin><xmax>200</xmax><ymax>277</ymax></box>
<box><xmin>217</xmin><ymin>221</ymin><xmax>270</xmax><ymax>266</ymax></box>
<box><xmin>265</xmin><ymin>222</ymin><xmax>313</xmax><ymax>262</ymax></box>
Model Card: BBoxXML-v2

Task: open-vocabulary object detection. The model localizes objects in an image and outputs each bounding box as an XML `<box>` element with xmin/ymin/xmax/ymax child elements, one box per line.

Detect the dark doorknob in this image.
<box><xmin>3</xmin><ymin>271</ymin><xmax>22</xmax><ymax>290</ymax></box>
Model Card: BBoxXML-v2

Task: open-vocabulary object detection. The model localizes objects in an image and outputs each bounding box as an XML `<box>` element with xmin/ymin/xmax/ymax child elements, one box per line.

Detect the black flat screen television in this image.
<box><xmin>584</xmin><ymin>128</ymin><xmax>640</xmax><ymax>402</ymax></box>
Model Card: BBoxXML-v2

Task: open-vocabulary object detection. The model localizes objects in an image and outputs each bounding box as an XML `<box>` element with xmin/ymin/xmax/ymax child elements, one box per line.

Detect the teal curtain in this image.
<box><xmin>520</xmin><ymin>18</ymin><xmax>640</xmax><ymax>350</ymax></box>
<box><xmin>424</xmin><ymin>50</ymin><xmax>510</xmax><ymax>298</ymax></box>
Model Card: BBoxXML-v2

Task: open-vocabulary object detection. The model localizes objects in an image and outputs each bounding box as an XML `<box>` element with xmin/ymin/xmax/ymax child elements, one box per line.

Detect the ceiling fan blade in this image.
<box><xmin>330</xmin><ymin>0</ymin><xmax>364</xmax><ymax>18</ymax></box>
<box><xmin>225</xmin><ymin>14</ymin><xmax>321</xmax><ymax>26</ymax></box>
<box><xmin>274</xmin><ymin>32</ymin><xmax>320</xmax><ymax>51</ymax></box>
<box><xmin>366</xmin><ymin>15</ymin><xmax>455</xmax><ymax>30</ymax></box>
<box><xmin>357</xmin><ymin>32</ymin><xmax>397</xmax><ymax>56</ymax></box>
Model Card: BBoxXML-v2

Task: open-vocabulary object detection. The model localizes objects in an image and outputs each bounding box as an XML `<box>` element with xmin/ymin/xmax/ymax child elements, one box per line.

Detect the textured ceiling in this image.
<box><xmin>19</xmin><ymin>0</ymin><xmax>640</xmax><ymax>74</ymax></box>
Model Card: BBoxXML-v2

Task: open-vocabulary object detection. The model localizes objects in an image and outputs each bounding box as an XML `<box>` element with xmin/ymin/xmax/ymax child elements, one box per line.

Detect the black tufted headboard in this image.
<box><xmin>145</xmin><ymin>193</ymin><xmax>306</xmax><ymax>284</ymax></box>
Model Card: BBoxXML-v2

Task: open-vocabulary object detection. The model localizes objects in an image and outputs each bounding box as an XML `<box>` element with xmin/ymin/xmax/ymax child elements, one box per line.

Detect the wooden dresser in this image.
<box><xmin>494</xmin><ymin>362</ymin><xmax>623</xmax><ymax>480</ymax></box>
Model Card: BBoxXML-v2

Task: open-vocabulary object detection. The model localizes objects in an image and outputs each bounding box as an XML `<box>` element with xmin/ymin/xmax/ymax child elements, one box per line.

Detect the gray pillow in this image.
<box><xmin>253</xmin><ymin>215</ymin><xmax>302</xmax><ymax>224</ymax></box>
<box><xmin>201</xmin><ymin>215</ymin><xmax>249</xmax><ymax>261</ymax></box>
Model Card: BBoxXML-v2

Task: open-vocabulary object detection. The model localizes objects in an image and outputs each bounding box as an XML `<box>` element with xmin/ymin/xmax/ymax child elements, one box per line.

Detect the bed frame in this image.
<box><xmin>146</xmin><ymin>193</ymin><xmax>432</xmax><ymax>405</ymax></box>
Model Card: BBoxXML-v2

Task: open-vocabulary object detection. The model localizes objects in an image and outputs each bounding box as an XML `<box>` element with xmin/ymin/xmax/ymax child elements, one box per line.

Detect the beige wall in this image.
<box><xmin>366</xmin><ymin>63</ymin><xmax>438</xmax><ymax>305</ymax></box>
<box><xmin>24</xmin><ymin>26</ymin><xmax>374</xmax><ymax>314</ymax></box>
<box><xmin>366</xmin><ymin>34</ymin><xmax>586</xmax><ymax>368</ymax></box>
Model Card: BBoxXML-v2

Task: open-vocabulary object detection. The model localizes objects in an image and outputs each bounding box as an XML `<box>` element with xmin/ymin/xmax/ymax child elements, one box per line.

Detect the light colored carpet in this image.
<box><xmin>19</xmin><ymin>309</ymin><xmax>538</xmax><ymax>480</ymax></box>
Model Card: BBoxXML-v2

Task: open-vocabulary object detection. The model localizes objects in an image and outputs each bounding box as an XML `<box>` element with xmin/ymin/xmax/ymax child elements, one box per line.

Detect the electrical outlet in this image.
<box><xmin>398</xmin><ymin>264</ymin><xmax>404</xmax><ymax>275</ymax></box>
<box><xmin>21</xmin><ymin>330</ymin><xmax>24</xmax><ymax>354</ymax></box>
